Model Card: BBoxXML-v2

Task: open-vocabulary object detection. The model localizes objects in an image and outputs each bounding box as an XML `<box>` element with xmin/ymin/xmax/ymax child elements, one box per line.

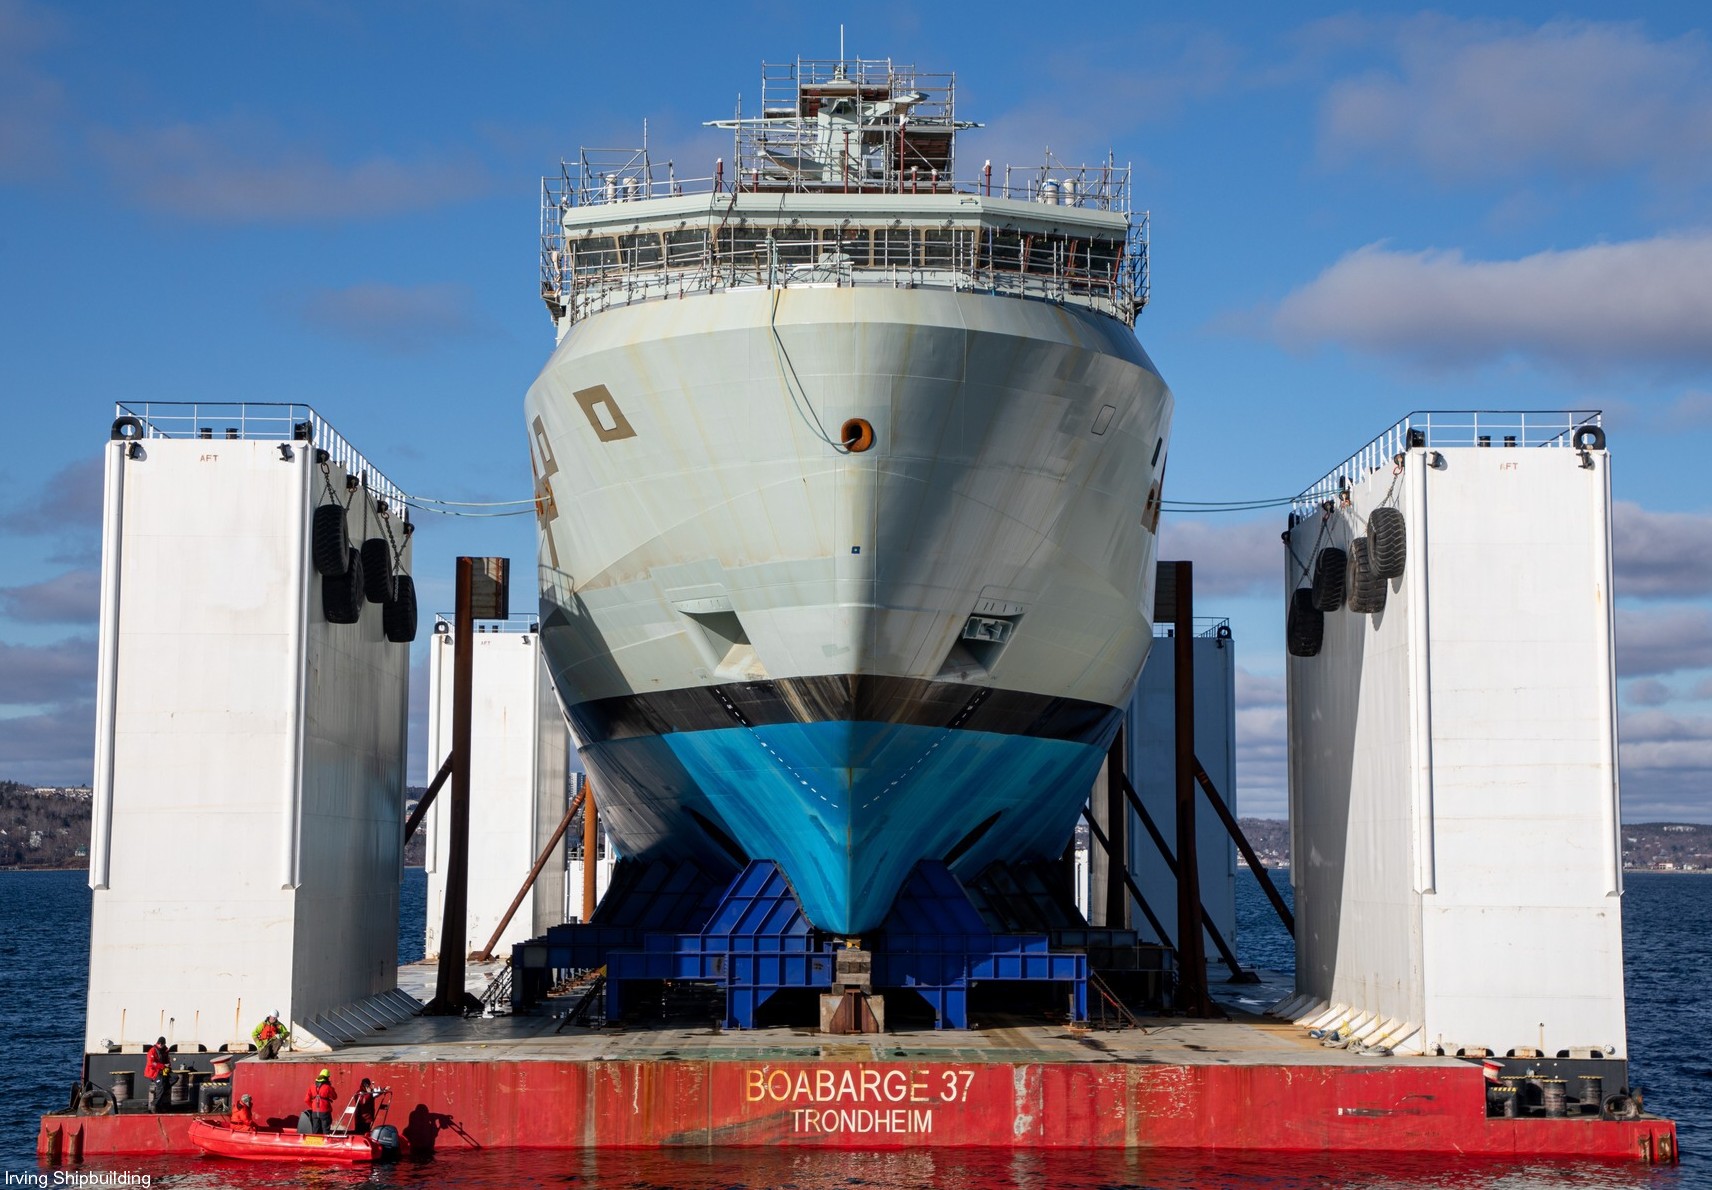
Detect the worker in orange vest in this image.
<box><xmin>303</xmin><ymin>1070</ymin><xmax>337</xmax><ymax>1134</ymax></box>
<box><xmin>230</xmin><ymin>1093</ymin><xmax>257</xmax><ymax>1132</ymax></box>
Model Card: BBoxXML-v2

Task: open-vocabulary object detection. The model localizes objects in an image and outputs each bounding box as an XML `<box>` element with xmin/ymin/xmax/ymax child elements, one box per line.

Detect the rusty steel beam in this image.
<box><xmin>1193</xmin><ymin>759</ymin><xmax>1296</xmax><ymax>938</ymax></box>
<box><xmin>403</xmin><ymin>753</ymin><xmax>455</xmax><ymax>842</ymax></box>
<box><xmin>473</xmin><ymin>784</ymin><xmax>588</xmax><ymax>961</ymax></box>
<box><xmin>1110</xmin><ymin>770</ymin><xmax>1246</xmax><ymax>982</ymax></box>
<box><xmin>581</xmin><ymin>775</ymin><xmax>599</xmax><ymax>922</ymax></box>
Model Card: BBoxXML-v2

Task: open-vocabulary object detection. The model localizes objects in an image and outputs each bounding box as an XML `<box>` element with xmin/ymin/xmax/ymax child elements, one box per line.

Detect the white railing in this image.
<box><xmin>1152</xmin><ymin>616</ymin><xmax>1233</xmax><ymax>639</ymax></box>
<box><xmin>549</xmin><ymin>156</ymin><xmax>1134</xmax><ymax>212</ymax></box>
<box><xmin>112</xmin><ymin>401</ymin><xmax>408</xmax><ymax>507</ymax></box>
<box><xmin>539</xmin><ymin>207</ymin><xmax>1149</xmax><ymax>326</ymax></box>
<box><xmin>1293</xmin><ymin>410</ymin><xmax>1604</xmax><ymax>514</ymax></box>
<box><xmin>431</xmin><ymin>614</ymin><xmax>540</xmax><ymax>634</ymax></box>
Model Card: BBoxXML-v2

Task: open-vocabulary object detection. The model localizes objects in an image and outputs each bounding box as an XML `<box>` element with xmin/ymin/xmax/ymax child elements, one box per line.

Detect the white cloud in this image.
<box><xmin>1617</xmin><ymin>707</ymin><xmax>1712</xmax><ymax>819</ymax></box>
<box><xmin>1271</xmin><ymin>234</ymin><xmax>1712</xmax><ymax>371</ymax></box>
<box><xmin>1156</xmin><ymin>516</ymin><xmax>1284</xmax><ymax>599</ymax></box>
<box><xmin>1232</xmin><ymin>666</ymin><xmax>1287</xmax><ymax>818</ymax></box>
<box><xmin>0</xmin><ymin>698</ymin><xmax>93</xmax><ymax>784</ymax></box>
<box><xmin>0</xmin><ymin>456</ymin><xmax>103</xmax><ymax>537</ymax></box>
<box><xmin>0</xmin><ymin>637</ymin><xmax>95</xmax><ymax>706</ymax></box>
<box><xmin>1616</xmin><ymin>606</ymin><xmax>1712</xmax><ymax>679</ymax></box>
<box><xmin>1613</xmin><ymin>502</ymin><xmax>1712</xmax><ymax>599</ymax></box>
<box><xmin>1320</xmin><ymin>17</ymin><xmax>1712</xmax><ymax>187</ymax></box>
<box><xmin>1625</xmin><ymin>678</ymin><xmax>1673</xmax><ymax>708</ymax></box>
<box><xmin>91</xmin><ymin>118</ymin><xmax>491</xmax><ymax>223</ymax></box>
<box><xmin>0</xmin><ymin>568</ymin><xmax>98</xmax><ymax>624</ymax></box>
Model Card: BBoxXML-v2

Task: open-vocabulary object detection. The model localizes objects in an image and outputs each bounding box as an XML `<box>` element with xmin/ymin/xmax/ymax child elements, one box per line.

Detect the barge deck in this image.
<box><xmin>39</xmin><ymin>978</ymin><xmax>1677</xmax><ymax>1163</ymax></box>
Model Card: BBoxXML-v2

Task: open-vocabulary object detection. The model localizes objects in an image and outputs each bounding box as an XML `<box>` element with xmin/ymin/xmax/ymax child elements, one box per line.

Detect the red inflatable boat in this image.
<box><xmin>188</xmin><ymin>1119</ymin><xmax>382</xmax><ymax>1163</ymax></box>
<box><xmin>189</xmin><ymin>1086</ymin><xmax>401</xmax><ymax>1163</ymax></box>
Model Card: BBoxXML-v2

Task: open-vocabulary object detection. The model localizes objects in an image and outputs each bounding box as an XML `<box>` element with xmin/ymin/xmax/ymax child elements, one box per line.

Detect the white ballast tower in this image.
<box><xmin>1281</xmin><ymin>411</ymin><xmax>1623</xmax><ymax>1059</ymax></box>
<box><xmin>424</xmin><ymin>616</ymin><xmax>572</xmax><ymax>958</ymax></box>
<box><xmin>85</xmin><ymin>404</ymin><xmax>419</xmax><ymax>1056</ymax></box>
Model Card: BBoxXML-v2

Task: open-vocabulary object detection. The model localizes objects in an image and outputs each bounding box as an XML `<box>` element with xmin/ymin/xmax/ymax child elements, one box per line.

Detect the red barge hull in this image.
<box><xmin>40</xmin><ymin>1056</ymin><xmax>1678</xmax><ymax>1163</ymax></box>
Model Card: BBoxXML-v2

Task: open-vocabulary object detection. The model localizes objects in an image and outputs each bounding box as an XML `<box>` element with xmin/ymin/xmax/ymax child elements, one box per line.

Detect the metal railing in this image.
<box><xmin>113</xmin><ymin>401</ymin><xmax>408</xmax><ymax>507</ymax></box>
<box><xmin>555</xmin><ymin>156</ymin><xmax>1133</xmax><ymax>208</ymax></box>
<box><xmin>1293</xmin><ymin>410</ymin><xmax>1603</xmax><ymax>514</ymax></box>
<box><xmin>539</xmin><ymin>207</ymin><xmax>1149</xmax><ymax>326</ymax></box>
<box><xmin>548</xmin><ymin>151</ymin><xmax>1134</xmax><ymax>210</ymax></box>
<box><xmin>430</xmin><ymin>614</ymin><xmax>541</xmax><ymax>634</ymax></box>
<box><xmin>1153</xmin><ymin>616</ymin><xmax>1232</xmax><ymax>640</ymax></box>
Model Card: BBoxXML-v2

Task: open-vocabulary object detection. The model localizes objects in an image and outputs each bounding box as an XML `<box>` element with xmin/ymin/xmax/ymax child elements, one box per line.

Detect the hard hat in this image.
<box><xmin>317</xmin><ymin>1069</ymin><xmax>330</xmax><ymax>1080</ymax></box>
<box><xmin>240</xmin><ymin>1094</ymin><xmax>252</xmax><ymax>1105</ymax></box>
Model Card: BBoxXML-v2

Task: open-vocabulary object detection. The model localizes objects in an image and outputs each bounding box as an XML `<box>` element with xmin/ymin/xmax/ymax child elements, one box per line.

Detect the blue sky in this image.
<box><xmin>2</xmin><ymin>2</ymin><xmax>1710</xmax><ymax>819</ymax></box>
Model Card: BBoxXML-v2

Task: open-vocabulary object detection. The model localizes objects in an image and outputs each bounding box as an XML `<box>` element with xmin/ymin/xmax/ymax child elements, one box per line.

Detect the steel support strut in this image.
<box><xmin>403</xmin><ymin>753</ymin><xmax>454</xmax><ymax>842</ymax></box>
<box><xmin>1109</xmin><ymin>773</ymin><xmax>1246</xmax><ymax>986</ymax></box>
<box><xmin>1192</xmin><ymin>760</ymin><xmax>1295</xmax><ymax>937</ymax></box>
<box><xmin>1080</xmin><ymin>807</ymin><xmax>1171</xmax><ymax>948</ymax></box>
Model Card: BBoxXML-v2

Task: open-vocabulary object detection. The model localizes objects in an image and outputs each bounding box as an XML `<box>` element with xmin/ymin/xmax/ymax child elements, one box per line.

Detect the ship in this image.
<box><xmin>524</xmin><ymin>56</ymin><xmax>1172</xmax><ymax>935</ymax></box>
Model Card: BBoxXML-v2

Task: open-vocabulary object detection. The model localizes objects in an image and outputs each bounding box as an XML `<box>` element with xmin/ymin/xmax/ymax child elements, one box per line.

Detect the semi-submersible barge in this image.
<box><xmin>39</xmin><ymin>55</ymin><xmax>1676</xmax><ymax>1166</ymax></box>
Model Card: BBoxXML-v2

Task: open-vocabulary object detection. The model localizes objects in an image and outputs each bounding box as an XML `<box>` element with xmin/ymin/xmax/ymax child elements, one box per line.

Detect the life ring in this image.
<box><xmin>1572</xmin><ymin>425</ymin><xmax>1606</xmax><ymax>451</ymax></box>
<box><xmin>110</xmin><ymin>416</ymin><xmax>144</xmax><ymax>442</ymax></box>
<box><xmin>840</xmin><ymin>418</ymin><xmax>875</xmax><ymax>453</ymax></box>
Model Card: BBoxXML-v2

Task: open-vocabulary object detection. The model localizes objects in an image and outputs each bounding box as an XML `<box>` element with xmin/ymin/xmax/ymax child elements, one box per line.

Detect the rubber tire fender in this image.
<box><xmin>1286</xmin><ymin>587</ymin><xmax>1324</xmax><ymax>658</ymax></box>
<box><xmin>1310</xmin><ymin>546</ymin><xmax>1347</xmax><ymax>612</ymax></box>
<box><xmin>1367</xmin><ymin>506</ymin><xmax>1407</xmax><ymax>579</ymax></box>
<box><xmin>1573</xmin><ymin>425</ymin><xmax>1607</xmax><ymax>451</ymax></box>
<box><xmin>322</xmin><ymin>547</ymin><xmax>364</xmax><ymax>624</ymax></box>
<box><xmin>312</xmin><ymin>505</ymin><xmax>350</xmax><ymax>577</ymax></box>
<box><xmin>384</xmin><ymin>574</ymin><xmax>418</xmax><ymax>643</ymax></box>
<box><xmin>1347</xmin><ymin>538</ymin><xmax>1389</xmax><ymax>614</ymax></box>
<box><xmin>360</xmin><ymin>538</ymin><xmax>395</xmax><ymax>604</ymax></box>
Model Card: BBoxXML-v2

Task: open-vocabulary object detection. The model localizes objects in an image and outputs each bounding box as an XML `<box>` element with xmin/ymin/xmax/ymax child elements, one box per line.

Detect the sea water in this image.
<box><xmin>3</xmin><ymin>868</ymin><xmax>1703</xmax><ymax>1187</ymax></box>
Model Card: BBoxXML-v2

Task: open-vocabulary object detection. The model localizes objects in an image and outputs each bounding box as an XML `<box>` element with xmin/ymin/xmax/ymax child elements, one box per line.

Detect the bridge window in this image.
<box><xmin>665</xmin><ymin>229</ymin><xmax>707</xmax><ymax>268</ymax></box>
<box><xmin>572</xmin><ymin>235</ymin><xmax>619</xmax><ymax>273</ymax></box>
<box><xmin>619</xmin><ymin>233</ymin><xmax>662</xmax><ymax>267</ymax></box>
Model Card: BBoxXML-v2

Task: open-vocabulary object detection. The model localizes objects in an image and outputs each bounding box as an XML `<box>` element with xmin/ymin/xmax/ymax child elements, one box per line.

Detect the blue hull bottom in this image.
<box><xmin>583</xmin><ymin>721</ymin><xmax>1110</xmax><ymax>934</ymax></box>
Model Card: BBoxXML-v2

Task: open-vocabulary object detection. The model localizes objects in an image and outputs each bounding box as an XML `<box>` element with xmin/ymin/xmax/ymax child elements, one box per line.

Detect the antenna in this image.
<box><xmin>840</xmin><ymin>24</ymin><xmax>845</xmax><ymax>67</ymax></box>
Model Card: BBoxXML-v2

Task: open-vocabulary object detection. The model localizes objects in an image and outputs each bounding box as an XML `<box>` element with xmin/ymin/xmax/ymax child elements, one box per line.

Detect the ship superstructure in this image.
<box><xmin>524</xmin><ymin>57</ymin><xmax>1173</xmax><ymax>935</ymax></box>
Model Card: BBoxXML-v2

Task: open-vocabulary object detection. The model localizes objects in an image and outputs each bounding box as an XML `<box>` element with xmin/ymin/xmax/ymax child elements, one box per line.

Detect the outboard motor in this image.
<box><xmin>370</xmin><ymin>1123</ymin><xmax>402</xmax><ymax>1159</ymax></box>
